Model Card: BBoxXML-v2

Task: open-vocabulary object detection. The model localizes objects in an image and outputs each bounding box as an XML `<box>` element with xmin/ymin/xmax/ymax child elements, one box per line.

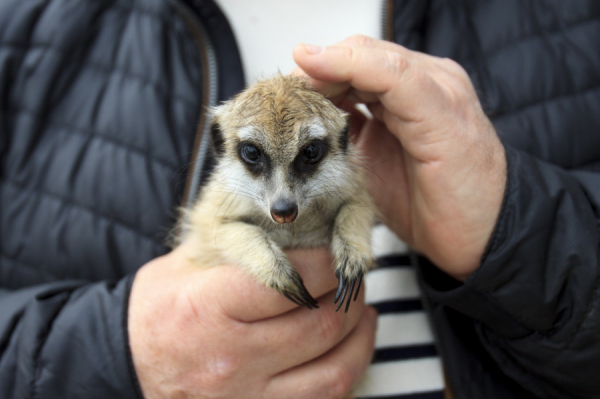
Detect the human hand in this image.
<box><xmin>128</xmin><ymin>241</ymin><xmax>377</xmax><ymax>399</ymax></box>
<box><xmin>294</xmin><ymin>35</ymin><xmax>507</xmax><ymax>281</ymax></box>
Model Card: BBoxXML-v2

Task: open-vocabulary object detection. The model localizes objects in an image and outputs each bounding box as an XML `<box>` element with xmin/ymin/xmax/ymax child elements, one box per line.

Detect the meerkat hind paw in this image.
<box><xmin>334</xmin><ymin>271</ymin><xmax>363</xmax><ymax>313</ymax></box>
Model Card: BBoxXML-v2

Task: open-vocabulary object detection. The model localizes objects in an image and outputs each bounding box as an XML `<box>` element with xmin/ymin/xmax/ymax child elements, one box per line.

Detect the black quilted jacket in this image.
<box><xmin>0</xmin><ymin>0</ymin><xmax>599</xmax><ymax>398</ymax></box>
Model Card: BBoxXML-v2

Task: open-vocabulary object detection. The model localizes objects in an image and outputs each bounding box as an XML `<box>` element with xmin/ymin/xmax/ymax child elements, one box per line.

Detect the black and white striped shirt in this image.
<box><xmin>354</xmin><ymin>225</ymin><xmax>445</xmax><ymax>399</ymax></box>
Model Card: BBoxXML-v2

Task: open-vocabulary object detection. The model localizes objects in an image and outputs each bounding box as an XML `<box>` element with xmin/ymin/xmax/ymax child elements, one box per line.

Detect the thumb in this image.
<box><xmin>293</xmin><ymin>43</ymin><xmax>351</xmax><ymax>99</ymax></box>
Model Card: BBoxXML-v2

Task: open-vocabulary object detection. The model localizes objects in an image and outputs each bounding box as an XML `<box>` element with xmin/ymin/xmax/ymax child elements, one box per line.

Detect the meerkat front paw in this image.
<box><xmin>333</xmin><ymin>247</ymin><xmax>371</xmax><ymax>313</ymax></box>
<box><xmin>267</xmin><ymin>262</ymin><xmax>319</xmax><ymax>309</ymax></box>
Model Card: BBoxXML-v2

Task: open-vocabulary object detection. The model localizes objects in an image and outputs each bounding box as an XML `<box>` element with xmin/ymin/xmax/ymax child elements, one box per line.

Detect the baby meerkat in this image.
<box><xmin>183</xmin><ymin>75</ymin><xmax>374</xmax><ymax>312</ymax></box>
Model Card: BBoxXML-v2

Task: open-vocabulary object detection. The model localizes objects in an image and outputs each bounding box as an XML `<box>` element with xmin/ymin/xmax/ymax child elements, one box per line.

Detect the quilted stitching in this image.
<box><xmin>0</xmin><ymin>253</ymin><xmax>60</xmax><ymax>284</ymax></box>
<box><xmin>483</xmin><ymin>16</ymin><xmax>598</xmax><ymax>59</ymax></box>
<box><xmin>493</xmin><ymin>81</ymin><xmax>600</xmax><ymax>120</ymax></box>
<box><xmin>0</xmin><ymin>0</ymin><xmax>202</xmax><ymax>285</ymax></box>
<box><xmin>8</xmin><ymin>107</ymin><xmax>181</xmax><ymax>170</ymax></box>
<box><xmin>0</xmin><ymin>42</ymin><xmax>198</xmax><ymax>107</ymax></box>
<box><xmin>1</xmin><ymin>179</ymin><xmax>164</xmax><ymax>244</ymax></box>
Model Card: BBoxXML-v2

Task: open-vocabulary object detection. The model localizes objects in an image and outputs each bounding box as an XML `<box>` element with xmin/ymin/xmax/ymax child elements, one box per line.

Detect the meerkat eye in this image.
<box><xmin>240</xmin><ymin>143</ymin><xmax>261</xmax><ymax>163</ymax></box>
<box><xmin>303</xmin><ymin>141</ymin><xmax>326</xmax><ymax>163</ymax></box>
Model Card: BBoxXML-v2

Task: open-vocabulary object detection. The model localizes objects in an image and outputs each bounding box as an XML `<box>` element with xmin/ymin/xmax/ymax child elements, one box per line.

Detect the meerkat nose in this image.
<box><xmin>270</xmin><ymin>199</ymin><xmax>298</xmax><ymax>224</ymax></box>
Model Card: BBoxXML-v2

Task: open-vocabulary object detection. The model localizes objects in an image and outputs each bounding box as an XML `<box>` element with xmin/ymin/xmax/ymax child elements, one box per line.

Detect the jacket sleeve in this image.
<box><xmin>419</xmin><ymin>145</ymin><xmax>600</xmax><ymax>399</ymax></box>
<box><xmin>0</xmin><ymin>276</ymin><xmax>144</xmax><ymax>399</ymax></box>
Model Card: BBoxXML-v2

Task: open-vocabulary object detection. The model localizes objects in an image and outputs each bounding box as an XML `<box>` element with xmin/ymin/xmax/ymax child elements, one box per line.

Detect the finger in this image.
<box><xmin>294</xmin><ymin>44</ymin><xmax>445</xmax><ymax>122</ymax></box>
<box><xmin>294</xmin><ymin>35</ymin><xmax>456</xmax><ymax>106</ymax></box>
<box><xmin>251</xmin><ymin>282</ymin><xmax>365</xmax><ymax>373</ymax></box>
<box><xmin>203</xmin><ymin>247</ymin><xmax>339</xmax><ymax>322</ymax></box>
<box><xmin>299</xmin><ymin>35</ymin><xmax>450</xmax><ymax>84</ymax></box>
<box><xmin>345</xmin><ymin>88</ymin><xmax>380</xmax><ymax>104</ymax></box>
<box><xmin>293</xmin><ymin>37</ymin><xmax>424</xmax><ymax>95</ymax></box>
<box><xmin>292</xmin><ymin>44</ymin><xmax>350</xmax><ymax>99</ymax></box>
<box><xmin>292</xmin><ymin>35</ymin><xmax>421</xmax><ymax>99</ymax></box>
<box><xmin>354</xmin><ymin>119</ymin><xmax>412</xmax><ymax>241</ymax></box>
<box><xmin>266</xmin><ymin>306</ymin><xmax>378</xmax><ymax>399</ymax></box>
<box><xmin>293</xmin><ymin>64</ymin><xmax>379</xmax><ymax>106</ymax></box>
<box><xmin>316</xmin><ymin>40</ymin><xmax>472</xmax><ymax>111</ymax></box>
<box><xmin>335</xmin><ymin>34</ymin><xmax>448</xmax><ymax>71</ymax></box>
<box><xmin>367</xmin><ymin>102</ymin><xmax>385</xmax><ymax>121</ymax></box>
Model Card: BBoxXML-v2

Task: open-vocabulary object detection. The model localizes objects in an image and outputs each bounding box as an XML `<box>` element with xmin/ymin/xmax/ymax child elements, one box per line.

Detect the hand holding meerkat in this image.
<box><xmin>181</xmin><ymin>75</ymin><xmax>375</xmax><ymax>312</ymax></box>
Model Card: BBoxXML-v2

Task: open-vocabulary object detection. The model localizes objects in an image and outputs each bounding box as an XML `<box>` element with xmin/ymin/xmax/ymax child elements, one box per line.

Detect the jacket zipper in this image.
<box><xmin>382</xmin><ymin>0</ymin><xmax>394</xmax><ymax>41</ymax></box>
<box><xmin>171</xmin><ymin>0</ymin><xmax>219</xmax><ymax>214</ymax></box>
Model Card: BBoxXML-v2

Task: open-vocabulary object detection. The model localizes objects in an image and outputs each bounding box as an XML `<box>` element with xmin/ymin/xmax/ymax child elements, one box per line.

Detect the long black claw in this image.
<box><xmin>303</xmin><ymin>287</ymin><xmax>319</xmax><ymax>308</ymax></box>
<box><xmin>307</xmin><ymin>295</ymin><xmax>319</xmax><ymax>308</ymax></box>
<box><xmin>284</xmin><ymin>291</ymin><xmax>314</xmax><ymax>309</ymax></box>
<box><xmin>292</xmin><ymin>294</ymin><xmax>310</xmax><ymax>309</ymax></box>
<box><xmin>353</xmin><ymin>273</ymin><xmax>363</xmax><ymax>302</ymax></box>
<box><xmin>334</xmin><ymin>272</ymin><xmax>345</xmax><ymax>304</ymax></box>
<box><xmin>335</xmin><ymin>282</ymin><xmax>349</xmax><ymax>312</ymax></box>
<box><xmin>332</xmin><ymin>271</ymin><xmax>365</xmax><ymax>312</ymax></box>
<box><xmin>345</xmin><ymin>279</ymin><xmax>356</xmax><ymax>313</ymax></box>
<box><xmin>284</xmin><ymin>274</ymin><xmax>319</xmax><ymax>310</ymax></box>
<box><xmin>299</xmin><ymin>292</ymin><xmax>317</xmax><ymax>309</ymax></box>
<box><xmin>298</xmin><ymin>283</ymin><xmax>319</xmax><ymax>308</ymax></box>
<box><xmin>295</xmin><ymin>293</ymin><xmax>314</xmax><ymax>309</ymax></box>
<box><xmin>284</xmin><ymin>293</ymin><xmax>302</xmax><ymax>307</ymax></box>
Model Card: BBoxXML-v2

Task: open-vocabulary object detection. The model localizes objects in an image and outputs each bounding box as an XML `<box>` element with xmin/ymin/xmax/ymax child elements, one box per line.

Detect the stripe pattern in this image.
<box><xmin>354</xmin><ymin>225</ymin><xmax>445</xmax><ymax>399</ymax></box>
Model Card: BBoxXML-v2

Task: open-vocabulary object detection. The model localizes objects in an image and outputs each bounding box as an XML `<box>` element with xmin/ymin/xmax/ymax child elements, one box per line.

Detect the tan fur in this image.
<box><xmin>181</xmin><ymin>75</ymin><xmax>375</xmax><ymax>304</ymax></box>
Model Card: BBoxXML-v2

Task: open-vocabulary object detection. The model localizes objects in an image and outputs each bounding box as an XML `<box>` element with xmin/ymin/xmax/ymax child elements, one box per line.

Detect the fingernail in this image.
<box><xmin>303</xmin><ymin>43</ymin><xmax>323</xmax><ymax>55</ymax></box>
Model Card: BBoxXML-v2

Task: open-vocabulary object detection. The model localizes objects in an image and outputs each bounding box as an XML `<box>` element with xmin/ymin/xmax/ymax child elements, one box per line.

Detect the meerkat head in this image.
<box><xmin>210</xmin><ymin>75</ymin><xmax>352</xmax><ymax>224</ymax></box>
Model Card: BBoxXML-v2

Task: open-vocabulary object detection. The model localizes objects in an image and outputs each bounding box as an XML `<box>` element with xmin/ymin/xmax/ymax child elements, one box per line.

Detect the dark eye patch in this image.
<box><xmin>304</xmin><ymin>141</ymin><xmax>325</xmax><ymax>163</ymax></box>
<box><xmin>237</xmin><ymin>141</ymin><xmax>270</xmax><ymax>176</ymax></box>
<box><xmin>240</xmin><ymin>143</ymin><xmax>261</xmax><ymax>162</ymax></box>
<box><xmin>292</xmin><ymin>139</ymin><xmax>328</xmax><ymax>180</ymax></box>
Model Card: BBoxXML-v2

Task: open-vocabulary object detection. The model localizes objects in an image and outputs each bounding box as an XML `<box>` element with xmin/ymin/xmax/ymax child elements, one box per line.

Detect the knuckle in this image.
<box><xmin>199</xmin><ymin>354</ymin><xmax>241</xmax><ymax>391</ymax></box>
<box><xmin>411</xmin><ymin>68</ymin><xmax>434</xmax><ymax>91</ymax></box>
<box><xmin>346</xmin><ymin>47</ymin><xmax>362</xmax><ymax>71</ymax></box>
<box><xmin>345</xmin><ymin>34</ymin><xmax>373</xmax><ymax>47</ymax></box>
<box><xmin>384</xmin><ymin>50</ymin><xmax>407</xmax><ymax>76</ymax></box>
<box><xmin>315</xmin><ymin>310</ymin><xmax>344</xmax><ymax>343</ymax></box>
<box><xmin>326</xmin><ymin>363</ymin><xmax>355</xmax><ymax>398</ymax></box>
<box><xmin>440</xmin><ymin>57</ymin><xmax>461</xmax><ymax>70</ymax></box>
<box><xmin>441</xmin><ymin>57</ymin><xmax>471</xmax><ymax>81</ymax></box>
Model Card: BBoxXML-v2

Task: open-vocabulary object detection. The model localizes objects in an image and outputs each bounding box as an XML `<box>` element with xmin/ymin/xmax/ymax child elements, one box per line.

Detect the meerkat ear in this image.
<box><xmin>210</xmin><ymin>119</ymin><xmax>225</xmax><ymax>157</ymax></box>
<box><xmin>209</xmin><ymin>106</ymin><xmax>225</xmax><ymax>157</ymax></box>
<box><xmin>339</xmin><ymin>118</ymin><xmax>350</xmax><ymax>153</ymax></box>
